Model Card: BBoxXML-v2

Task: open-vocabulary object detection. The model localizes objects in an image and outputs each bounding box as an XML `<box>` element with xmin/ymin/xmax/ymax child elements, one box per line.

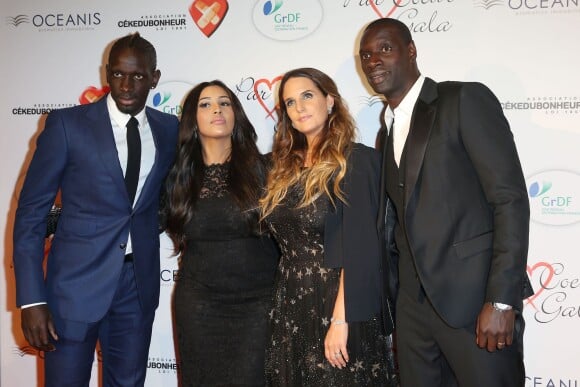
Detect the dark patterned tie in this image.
<box><xmin>125</xmin><ymin>116</ymin><xmax>141</xmax><ymax>204</ymax></box>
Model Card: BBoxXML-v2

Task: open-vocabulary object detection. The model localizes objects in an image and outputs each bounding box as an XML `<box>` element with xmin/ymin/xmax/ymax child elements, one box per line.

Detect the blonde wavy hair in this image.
<box><xmin>260</xmin><ymin>68</ymin><xmax>356</xmax><ymax>218</ymax></box>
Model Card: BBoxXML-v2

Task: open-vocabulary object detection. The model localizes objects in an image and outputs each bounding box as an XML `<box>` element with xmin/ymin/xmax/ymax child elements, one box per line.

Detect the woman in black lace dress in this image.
<box><xmin>260</xmin><ymin>68</ymin><xmax>398</xmax><ymax>386</ymax></box>
<box><xmin>165</xmin><ymin>80</ymin><xmax>278</xmax><ymax>386</ymax></box>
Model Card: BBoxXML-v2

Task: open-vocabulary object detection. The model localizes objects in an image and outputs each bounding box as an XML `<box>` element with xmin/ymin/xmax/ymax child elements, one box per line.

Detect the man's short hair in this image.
<box><xmin>365</xmin><ymin>18</ymin><xmax>413</xmax><ymax>45</ymax></box>
<box><xmin>109</xmin><ymin>32</ymin><xmax>157</xmax><ymax>70</ymax></box>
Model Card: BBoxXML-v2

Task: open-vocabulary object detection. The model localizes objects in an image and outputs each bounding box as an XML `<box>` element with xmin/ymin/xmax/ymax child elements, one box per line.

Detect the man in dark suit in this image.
<box><xmin>358</xmin><ymin>18</ymin><xmax>532</xmax><ymax>386</ymax></box>
<box><xmin>13</xmin><ymin>33</ymin><xmax>178</xmax><ymax>386</ymax></box>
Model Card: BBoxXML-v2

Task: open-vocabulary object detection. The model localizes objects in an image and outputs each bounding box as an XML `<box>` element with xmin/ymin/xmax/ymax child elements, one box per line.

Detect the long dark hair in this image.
<box><xmin>165</xmin><ymin>80</ymin><xmax>267</xmax><ymax>253</ymax></box>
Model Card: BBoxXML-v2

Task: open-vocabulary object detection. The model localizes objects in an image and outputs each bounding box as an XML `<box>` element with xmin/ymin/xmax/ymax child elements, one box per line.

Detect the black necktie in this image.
<box><xmin>386</xmin><ymin>116</ymin><xmax>396</xmax><ymax>168</ymax></box>
<box><xmin>125</xmin><ymin>116</ymin><xmax>141</xmax><ymax>204</ymax></box>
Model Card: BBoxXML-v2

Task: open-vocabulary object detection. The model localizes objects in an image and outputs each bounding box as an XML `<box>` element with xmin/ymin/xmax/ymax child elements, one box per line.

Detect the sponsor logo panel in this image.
<box><xmin>502</xmin><ymin>96</ymin><xmax>580</xmax><ymax>116</ymax></box>
<box><xmin>526</xmin><ymin>261</ymin><xmax>580</xmax><ymax>324</ymax></box>
<box><xmin>473</xmin><ymin>0</ymin><xmax>579</xmax><ymax>14</ymax></box>
<box><xmin>189</xmin><ymin>0</ymin><xmax>229</xmax><ymax>37</ymax></box>
<box><xmin>147</xmin><ymin>81</ymin><xmax>194</xmax><ymax>117</ymax></box>
<box><xmin>147</xmin><ymin>357</ymin><xmax>179</xmax><ymax>374</ymax></box>
<box><xmin>5</xmin><ymin>12</ymin><xmax>102</xmax><ymax>32</ymax></box>
<box><xmin>252</xmin><ymin>0</ymin><xmax>323</xmax><ymax>41</ymax></box>
<box><xmin>117</xmin><ymin>13</ymin><xmax>188</xmax><ymax>31</ymax></box>
<box><xmin>527</xmin><ymin>170</ymin><xmax>580</xmax><ymax>226</ymax></box>
<box><xmin>342</xmin><ymin>0</ymin><xmax>454</xmax><ymax>33</ymax></box>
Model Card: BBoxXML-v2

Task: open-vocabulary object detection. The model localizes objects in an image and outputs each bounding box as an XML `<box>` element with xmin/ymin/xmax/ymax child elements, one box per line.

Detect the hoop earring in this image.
<box><xmin>193</xmin><ymin>125</ymin><xmax>198</xmax><ymax>140</ymax></box>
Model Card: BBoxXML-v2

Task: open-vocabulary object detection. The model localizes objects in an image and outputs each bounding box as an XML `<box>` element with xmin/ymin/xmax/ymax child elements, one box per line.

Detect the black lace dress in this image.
<box><xmin>173</xmin><ymin>163</ymin><xmax>279</xmax><ymax>386</ymax></box>
<box><xmin>264</xmin><ymin>184</ymin><xmax>398</xmax><ymax>386</ymax></box>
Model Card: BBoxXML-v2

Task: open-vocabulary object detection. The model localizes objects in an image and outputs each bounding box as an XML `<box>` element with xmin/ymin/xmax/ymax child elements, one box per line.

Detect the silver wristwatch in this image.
<box><xmin>492</xmin><ymin>302</ymin><xmax>513</xmax><ymax>312</ymax></box>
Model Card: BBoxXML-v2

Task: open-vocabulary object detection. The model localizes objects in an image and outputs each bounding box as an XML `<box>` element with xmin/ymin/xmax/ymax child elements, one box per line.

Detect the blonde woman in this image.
<box><xmin>261</xmin><ymin>68</ymin><xmax>397</xmax><ymax>386</ymax></box>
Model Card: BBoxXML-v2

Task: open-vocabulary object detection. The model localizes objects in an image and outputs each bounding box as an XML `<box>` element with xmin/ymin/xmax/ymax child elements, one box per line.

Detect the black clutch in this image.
<box><xmin>46</xmin><ymin>206</ymin><xmax>61</xmax><ymax>238</ymax></box>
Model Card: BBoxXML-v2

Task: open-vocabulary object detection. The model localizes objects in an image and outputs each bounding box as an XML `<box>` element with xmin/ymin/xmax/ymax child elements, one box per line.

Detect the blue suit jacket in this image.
<box><xmin>14</xmin><ymin>96</ymin><xmax>178</xmax><ymax>328</ymax></box>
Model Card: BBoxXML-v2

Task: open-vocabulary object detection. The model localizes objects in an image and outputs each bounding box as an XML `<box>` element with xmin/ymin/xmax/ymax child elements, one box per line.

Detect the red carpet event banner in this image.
<box><xmin>1</xmin><ymin>1</ymin><xmax>578</xmax><ymax>385</ymax></box>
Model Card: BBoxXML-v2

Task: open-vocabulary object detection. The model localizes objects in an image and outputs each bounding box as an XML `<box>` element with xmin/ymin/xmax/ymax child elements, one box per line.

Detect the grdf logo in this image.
<box><xmin>262</xmin><ymin>0</ymin><xmax>284</xmax><ymax>15</ymax></box>
<box><xmin>528</xmin><ymin>181</ymin><xmax>552</xmax><ymax>198</ymax></box>
<box><xmin>152</xmin><ymin>92</ymin><xmax>172</xmax><ymax>108</ymax></box>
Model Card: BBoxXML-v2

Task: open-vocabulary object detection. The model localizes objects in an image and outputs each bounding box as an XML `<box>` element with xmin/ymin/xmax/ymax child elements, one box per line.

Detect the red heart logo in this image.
<box><xmin>525</xmin><ymin>262</ymin><xmax>555</xmax><ymax>310</ymax></box>
<box><xmin>370</xmin><ymin>0</ymin><xmax>403</xmax><ymax>18</ymax></box>
<box><xmin>253</xmin><ymin>76</ymin><xmax>282</xmax><ymax>121</ymax></box>
<box><xmin>78</xmin><ymin>86</ymin><xmax>109</xmax><ymax>105</ymax></box>
<box><xmin>189</xmin><ymin>0</ymin><xmax>228</xmax><ymax>37</ymax></box>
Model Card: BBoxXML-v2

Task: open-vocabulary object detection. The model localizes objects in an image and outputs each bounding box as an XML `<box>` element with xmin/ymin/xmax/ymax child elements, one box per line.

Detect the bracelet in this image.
<box><xmin>330</xmin><ymin>317</ymin><xmax>347</xmax><ymax>325</ymax></box>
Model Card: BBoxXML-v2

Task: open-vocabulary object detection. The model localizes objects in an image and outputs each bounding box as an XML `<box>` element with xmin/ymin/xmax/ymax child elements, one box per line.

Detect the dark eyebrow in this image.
<box><xmin>200</xmin><ymin>95</ymin><xmax>230</xmax><ymax>100</ymax></box>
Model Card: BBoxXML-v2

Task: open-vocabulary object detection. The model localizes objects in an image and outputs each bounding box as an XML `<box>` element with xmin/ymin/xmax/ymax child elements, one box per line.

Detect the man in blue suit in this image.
<box><xmin>13</xmin><ymin>33</ymin><xmax>179</xmax><ymax>386</ymax></box>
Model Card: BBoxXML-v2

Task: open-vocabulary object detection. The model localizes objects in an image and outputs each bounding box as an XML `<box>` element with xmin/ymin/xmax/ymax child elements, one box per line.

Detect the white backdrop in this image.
<box><xmin>1</xmin><ymin>1</ymin><xmax>579</xmax><ymax>385</ymax></box>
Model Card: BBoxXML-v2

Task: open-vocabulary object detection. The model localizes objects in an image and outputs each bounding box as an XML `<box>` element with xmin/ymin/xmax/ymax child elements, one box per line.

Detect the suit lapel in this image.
<box><xmin>404</xmin><ymin>78</ymin><xmax>438</xmax><ymax>209</ymax></box>
<box><xmin>377</xmin><ymin>105</ymin><xmax>390</xmax><ymax>231</ymax></box>
<box><xmin>133</xmin><ymin>107</ymin><xmax>161</xmax><ymax>209</ymax></box>
<box><xmin>87</xmin><ymin>97</ymin><xmax>129</xmax><ymax>201</ymax></box>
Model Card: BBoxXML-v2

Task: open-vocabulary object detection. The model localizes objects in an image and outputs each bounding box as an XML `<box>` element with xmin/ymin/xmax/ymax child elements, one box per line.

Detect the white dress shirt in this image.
<box><xmin>107</xmin><ymin>94</ymin><xmax>156</xmax><ymax>255</ymax></box>
<box><xmin>384</xmin><ymin>75</ymin><xmax>425</xmax><ymax>166</ymax></box>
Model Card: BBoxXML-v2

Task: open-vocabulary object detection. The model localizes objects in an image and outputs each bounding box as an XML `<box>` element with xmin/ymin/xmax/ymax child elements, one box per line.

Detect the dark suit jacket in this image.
<box><xmin>14</xmin><ymin>96</ymin><xmax>178</xmax><ymax>333</ymax></box>
<box><xmin>379</xmin><ymin>78</ymin><xmax>531</xmax><ymax>328</ymax></box>
<box><xmin>324</xmin><ymin>143</ymin><xmax>393</xmax><ymax>334</ymax></box>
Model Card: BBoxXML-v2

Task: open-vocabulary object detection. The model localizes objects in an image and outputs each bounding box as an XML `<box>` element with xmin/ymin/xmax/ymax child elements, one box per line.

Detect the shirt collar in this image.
<box><xmin>395</xmin><ymin>75</ymin><xmax>425</xmax><ymax>117</ymax></box>
<box><xmin>106</xmin><ymin>94</ymin><xmax>146</xmax><ymax>128</ymax></box>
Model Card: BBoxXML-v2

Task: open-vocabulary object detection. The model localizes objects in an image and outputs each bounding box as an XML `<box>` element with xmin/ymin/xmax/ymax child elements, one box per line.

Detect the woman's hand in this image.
<box><xmin>326</xmin><ymin>268</ymin><xmax>349</xmax><ymax>368</ymax></box>
<box><xmin>324</xmin><ymin>320</ymin><xmax>349</xmax><ymax>368</ymax></box>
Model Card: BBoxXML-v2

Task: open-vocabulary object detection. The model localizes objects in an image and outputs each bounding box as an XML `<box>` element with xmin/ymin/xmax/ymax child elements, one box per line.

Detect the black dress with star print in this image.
<box><xmin>265</xmin><ymin>182</ymin><xmax>397</xmax><ymax>386</ymax></box>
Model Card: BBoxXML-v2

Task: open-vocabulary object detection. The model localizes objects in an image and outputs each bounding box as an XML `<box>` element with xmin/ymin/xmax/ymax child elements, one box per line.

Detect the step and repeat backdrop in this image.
<box><xmin>1</xmin><ymin>1</ymin><xmax>578</xmax><ymax>385</ymax></box>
